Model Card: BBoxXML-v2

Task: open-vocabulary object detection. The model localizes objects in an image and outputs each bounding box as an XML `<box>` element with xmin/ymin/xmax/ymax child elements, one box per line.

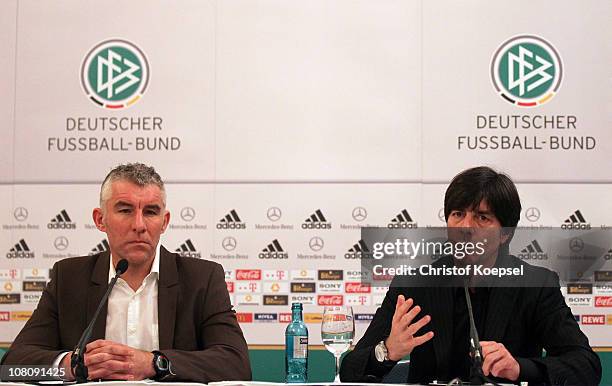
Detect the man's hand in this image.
<box><xmin>384</xmin><ymin>295</ymin><xmax>434</xmax><ymax>361</ymax></box>
<box><xmin>81</xmin><ymin>339</ymin><xmax>156</xmax><ymax>381</ymax></box>
<box><xmin>480</xmin><ymin>341</ymin><xmax>520</xmax><ymax>381</ymax></box>
<box><xmin>59</xmin><ymin>352</ymin><xmax>75</xmax><ymax>381</ymax></box>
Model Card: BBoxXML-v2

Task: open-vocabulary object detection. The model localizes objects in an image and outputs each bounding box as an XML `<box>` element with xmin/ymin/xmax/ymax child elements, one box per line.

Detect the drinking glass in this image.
<box><xmin>321</xmin><ymin>306</ymin><xmax>354</xmax><ymax>383</ymax></box>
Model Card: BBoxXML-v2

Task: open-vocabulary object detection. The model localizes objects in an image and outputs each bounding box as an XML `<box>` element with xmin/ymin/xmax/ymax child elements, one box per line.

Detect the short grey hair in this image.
<box><xmin>99</xmin><ymin>163</ymin><xmax>166</xmax><ymax>209</ymax></box>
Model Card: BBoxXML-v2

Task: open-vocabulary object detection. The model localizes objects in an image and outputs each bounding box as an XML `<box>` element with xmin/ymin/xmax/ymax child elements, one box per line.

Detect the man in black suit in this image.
<box><xmin>2</xmin><ymin>163</ymin><xmax>251</xmax><ymax>383</ymax></box>
<box><xmin>340</xmin><ymin>166</ymin><xmax>601</xmax><ymax>385</ymax></box>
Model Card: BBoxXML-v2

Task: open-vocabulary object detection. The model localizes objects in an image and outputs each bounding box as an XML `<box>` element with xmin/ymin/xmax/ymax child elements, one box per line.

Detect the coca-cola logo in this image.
<box><xmin>236</xmin><ymin>269</ymin><xmax>261</xmax><ymax>280</ymax></box>
<box><xmin>226</xmin><ymin>282</ymin><xmax>234</xmax><ymax>293</ymax></box>
<box><xmin>581</xmin><ymin>315</ymin><xmax>605</xmax><ymax>324</ymax></box>
<box><xmin>317</xmin><ymin>295</ymin><xmax>343</xmax><ymax>306</ymax></box>
<box><xmin>595</xmin><ymin>296</ymin><xmax>612</xmax><ymax>307</ymax></box>
<box><xmin>345</xmin><ymin>282</ymin><xmax>371</xmax><ymax>293</ymax></box>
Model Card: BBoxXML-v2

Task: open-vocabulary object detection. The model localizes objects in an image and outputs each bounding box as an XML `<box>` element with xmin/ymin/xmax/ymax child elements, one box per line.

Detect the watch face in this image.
<box><xmin>156</xmin><ymin>355</ymin><xmax>169</xmax><ymax>371</ymax></box>
<box><xmin>375</xmin><ymin>343</ymin><xmax>385</xmax><ymax>362</ymax></box>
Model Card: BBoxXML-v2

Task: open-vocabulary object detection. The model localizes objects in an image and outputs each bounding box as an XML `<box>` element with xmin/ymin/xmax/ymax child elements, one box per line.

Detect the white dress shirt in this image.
<box><xmin>54</xmin><ymin>247</ymin><xmax>160</xmax><ymax>367</ymax></box>
<box><xmin>105</xmin><ymin>246</ymin><xmax>160</xmax><ymax>352</ymax></box>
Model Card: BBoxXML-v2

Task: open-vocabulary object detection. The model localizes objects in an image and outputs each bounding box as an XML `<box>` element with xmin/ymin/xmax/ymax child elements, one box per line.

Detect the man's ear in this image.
<box><xmin>500</xmin><ymin>227</ymin><xmax>514</xmax><ymax>245</ymax></box>
<box><xmin>92</xmin><ymin>208</ymin><xmax>106</xmax><ymax>232</ymax></box>
<box><xmin>161</xmin><ymin>210</ymin><xmax>170</xmax><ymax>233</ymax></box>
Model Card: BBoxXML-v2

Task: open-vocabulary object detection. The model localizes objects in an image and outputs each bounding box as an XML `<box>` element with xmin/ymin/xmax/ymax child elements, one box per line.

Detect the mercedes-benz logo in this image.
<box><xmin>222</xmin><ymin>236</ymin><xmax>237</xmax><ymax>251</ymax></box>
<box><xmin>180</xmin><ymin>207</ymin><xmax>196</xmax><ymax>222</ymax></box>
<box><xmin>438</xmin><ymin>208</ymin><xmax>445</xmax><ymax>223</ymax></box>
<box><xmin>352</xmin><ymin>207</ymin><xmax>367</xmax><ymax>222</ymax></box>
<box><xmin>13</xmin><ymin>207</ymin><xmax>28</xmax><ymax>222</ymax></box>
<box><xmin>54</xmin><ymin>236</ymin><xmax>69</xmax><ymax>251</ymax></box>
<box><xmin>525</xmin><ymin>207</ymin><xmax>541</xmax><ymax>222</ymax></box>
<box><xmin>569</xmin><ymin>237</ymin><xmax>584</xmax><ymax>253</ymax></box>
<box><xmin>309</xmin><ymin>236</ymin><xmax>324</xmax><ymax>252</ymax></box>
<box><xmin>267</xmin><ymin>207</ymin><xmax>282</xmax><ymax>222</ymax></box>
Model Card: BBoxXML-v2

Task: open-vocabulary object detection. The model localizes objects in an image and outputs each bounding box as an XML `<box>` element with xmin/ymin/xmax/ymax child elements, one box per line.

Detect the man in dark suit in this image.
<box><xmin>340</xmin><ymin>166</ymin><xmax>601</xmax><ymax>385</ymax></box>
<box><xmin>1</xmin><ymin>163</ymin><xmax>251</xmax><ymax>383</ymax></box>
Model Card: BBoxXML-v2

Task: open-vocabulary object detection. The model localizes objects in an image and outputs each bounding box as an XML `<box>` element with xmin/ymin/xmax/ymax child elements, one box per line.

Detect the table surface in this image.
<box><xmin>0</xmin><ymin>381</ymin><xmax>515</xmax><ymax>386</ymax></box>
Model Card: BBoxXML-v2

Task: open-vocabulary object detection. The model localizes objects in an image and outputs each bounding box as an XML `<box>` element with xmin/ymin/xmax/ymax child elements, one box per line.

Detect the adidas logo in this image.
<box><xmin>345</xmin><ymin>240</ymin><xmax>373</xmax><ymax>259</ymax></box>
<box><xmin>7</xmin><ymin>239</ymin><xmax>35</xmax><ymax>259</ymax></box>
<box><xmin>259</xmin><ymin>239</ymin><xmax>288</xmax><ymax>259</ymax></box>
<box><xmin>175</xmin><ymin>239</ymin><xmax>201</xmax><ymax>258</ymax></box>
<box><xmin>47</xmin><ymin>209</ymin><xmax>76</xmax><ymax>229</ymax></box>
<box><xmin>216</xmin><ymin>209</ymin><xmax>246</xmax><ymax>230</ymax></box>
<box><xmin>517</xmin><ymin>240</ymin><xmax>548</xmax><ymax>260</ymax></box>
<box><xmin>301</xmin><ymin>209</ymin><xmax>331</xmax><ymax>229</ymax></box>
<box><xmin>388</xmin><ymin>209</ymin><xmax>418</xmax><ymax>229</ymax></box>
<box><xmin>561</xmin><ymin>210</ymin><xmax>591</xmax><ymax>230</ymax></box>
<box><xmin>89</xmin><ymin>239</ymin><xmax>109</xmax><ymax>255</ymax></box>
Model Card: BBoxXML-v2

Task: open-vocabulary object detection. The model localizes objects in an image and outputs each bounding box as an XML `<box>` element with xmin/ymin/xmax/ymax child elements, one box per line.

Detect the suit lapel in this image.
<box><xmin>87</xmin><ymin>251</ymin><xmax>111</xmax><ymax>341</ymax></box>
<box><xmin>483</xmin><ymin>255</ymin><xmax>521</xmax><ymax>341</ymax></box>
<box><xmin>158</xmin><ymin>246</ymin><xmax>179</xmax><ymax>349</ymax></box>
<box><xmin>483</xmin><ymin>287</ymin><xmax>519</xmax><ymax>341</ymax></box>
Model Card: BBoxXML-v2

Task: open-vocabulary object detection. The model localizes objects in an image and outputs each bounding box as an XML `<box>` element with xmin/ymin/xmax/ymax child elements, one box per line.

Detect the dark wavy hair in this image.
<box><xmin>444</xmin><ymin>166</ymin><xmax>521</xmax><ymax>252</ymax></box>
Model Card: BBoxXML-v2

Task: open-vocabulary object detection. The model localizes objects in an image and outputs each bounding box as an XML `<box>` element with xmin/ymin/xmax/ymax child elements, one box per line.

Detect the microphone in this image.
<box><xmin>115</xmin><ymin>259</ymin><xmax>129</xmax><ymax>275</ymax></box>
<box><xmin>463</xmin><ymin>281</ymin><xmax>484</xmax><ymax>385</ymax></box>
<box><xmin>463</xmin><ymin>279</ymin><xmax>500</xmax><ymax>386</ymax></box>
<box><xmin>71</xmin><ymin>259</ymin><xmax>129</xmax><ymax>383</ymax></box>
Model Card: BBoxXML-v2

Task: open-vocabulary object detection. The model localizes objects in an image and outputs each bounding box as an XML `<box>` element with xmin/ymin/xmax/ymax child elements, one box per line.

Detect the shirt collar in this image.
<box><xmin>108</xmin><ymin>243</ymin><xmax>161</xmax><ymax>283</ymax></box>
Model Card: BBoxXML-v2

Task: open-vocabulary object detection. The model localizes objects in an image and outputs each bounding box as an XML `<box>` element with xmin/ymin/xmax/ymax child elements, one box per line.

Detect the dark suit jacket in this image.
<box><xmin>1</xmin><ymin>247</ymin><xmax>251</xmax><ymax>383</ymax></box>
<box><xmin>340</xmin><ymin>254</ymin><xmax>601</xmax><ymax>386</ymax></box>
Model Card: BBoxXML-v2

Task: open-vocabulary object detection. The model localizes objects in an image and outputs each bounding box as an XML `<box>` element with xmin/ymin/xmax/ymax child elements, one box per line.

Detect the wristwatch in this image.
<box><xmin>374</xmin><ymin>340</ymin><xmax>391</xmax><ymax>363</ymax></box>
<box><xmin>152</xmin><ymin>350</ymin><xmax>172</xmax><ymax>380</ymax></box>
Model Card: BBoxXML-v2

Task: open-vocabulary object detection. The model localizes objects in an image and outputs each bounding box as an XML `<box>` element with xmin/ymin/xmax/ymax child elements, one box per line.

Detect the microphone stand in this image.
<box><xmin>463</xmin><ymin>280</ymin><xmax>500</xmax><ymax>386</ymax></box>
<box><xmin>71</xmin><ymin>260</ymin><xmax>127</xmax><ymax>383</ymax></box>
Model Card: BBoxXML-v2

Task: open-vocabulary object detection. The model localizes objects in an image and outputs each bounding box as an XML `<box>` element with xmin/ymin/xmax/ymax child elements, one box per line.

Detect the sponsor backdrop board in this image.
<box><xmin>12</xmin><ymin>0</ymin><xmax>216</xmax><ymax>183</ymax></box>
<box><xmin>1</xmin><ymin>0</ymin><xmax>611</xmax><ymax>348</ymax></box>
<box><xmin>422</xmin><ymin>1</ymin><xmax>611</xmax><ymax>182</ymax></box>
<box><xmin>215</xmin><ymin>0</ymin><xmax>422</xmax><ymax>181</ymax></box>
<box><xmin>0</xmin><ymin>0</ymin><xmax>17</xmax><ymax>182</ymax></box>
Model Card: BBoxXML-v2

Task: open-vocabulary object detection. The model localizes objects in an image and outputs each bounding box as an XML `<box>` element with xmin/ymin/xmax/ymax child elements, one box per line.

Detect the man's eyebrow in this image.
<box><xmin>144</xmin><ymin>204</ymin><xmax>162</xmax><ymax>210</ymax></box>
<box><xmin>114</xmin><ymin>200</ymin><xmax>134</xmax><ymax>207</ymax></box>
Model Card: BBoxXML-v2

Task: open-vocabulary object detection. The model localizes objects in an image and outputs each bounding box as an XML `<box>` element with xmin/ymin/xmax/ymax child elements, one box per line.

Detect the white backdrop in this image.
<box><xmin>1</xmin><ymin>0</ymin><xmax>611</xmax><ymax>346</ymax></box>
